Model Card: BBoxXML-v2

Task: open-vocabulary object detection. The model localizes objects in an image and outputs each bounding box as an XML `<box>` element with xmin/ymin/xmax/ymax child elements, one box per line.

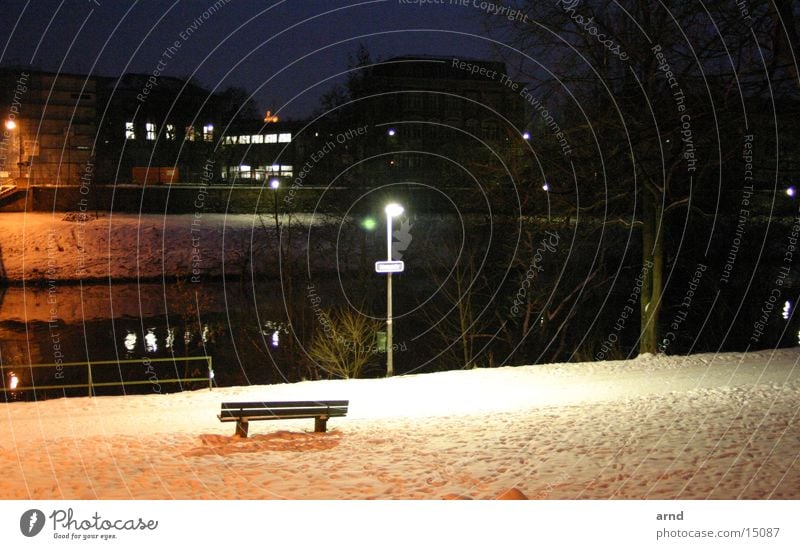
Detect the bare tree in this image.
<box><xmin>487</xmin><ymin>0</ymin><xmax>800</xmax><ymax>354</ymax></box>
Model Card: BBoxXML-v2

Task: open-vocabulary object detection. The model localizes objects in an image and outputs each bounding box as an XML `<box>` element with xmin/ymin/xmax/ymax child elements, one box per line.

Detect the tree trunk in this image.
<box><xmin>640</xmin><ymin>184</ymin><xmax>663</xmax><ymax>355</ymax></box>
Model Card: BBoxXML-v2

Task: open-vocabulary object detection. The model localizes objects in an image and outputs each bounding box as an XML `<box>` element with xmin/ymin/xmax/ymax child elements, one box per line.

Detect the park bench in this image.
<box><xmin>218</xmin><ymin>400</ymin><xmax>349</xmax><ymax>437</ymax></box>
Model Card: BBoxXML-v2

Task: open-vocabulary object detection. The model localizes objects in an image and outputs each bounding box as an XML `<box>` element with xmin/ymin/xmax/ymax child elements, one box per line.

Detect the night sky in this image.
<box><xmin>0</xmin><ymin>0</ymin><xmax>498</xmax><ymax>119</ymax></box>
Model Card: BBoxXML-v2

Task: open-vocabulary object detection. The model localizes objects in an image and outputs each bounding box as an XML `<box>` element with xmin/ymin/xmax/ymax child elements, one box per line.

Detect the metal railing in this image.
<box><xmin>0</xmin><ymin>356</ymin><xmax>214</xmax><ymax>397</ymax></box>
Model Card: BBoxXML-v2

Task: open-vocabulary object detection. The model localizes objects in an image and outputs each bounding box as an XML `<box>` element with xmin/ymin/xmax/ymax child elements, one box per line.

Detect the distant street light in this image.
<box><xmin>384</xmin><ymin>202</ymin><xmax>404</xmax><ymax>377</ymax></box>
<box><xmin>269</xmin><ymin>178</ymin><xmax>280</xmax><ymax>234</ymax></box>
<box><xmin>5</xmin><ymin>119</ymin><xmax>23</xmax><ymax>178</ymax></box>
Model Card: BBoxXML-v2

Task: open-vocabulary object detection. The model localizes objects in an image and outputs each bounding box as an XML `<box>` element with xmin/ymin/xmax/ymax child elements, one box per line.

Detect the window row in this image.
<box><xmin>125</xmin><ymin>122</ymin><xmax>214</xmax><ymax>142</ymax></box>
<box><xmin>226</xmin><ymin>164</ymin><xmax>294</xmax><ymax>179</ymax></box>
<box><xmin>222</xmin><ymin>133</ymin><xmax>292</xmax><ymax>145</ymax></box>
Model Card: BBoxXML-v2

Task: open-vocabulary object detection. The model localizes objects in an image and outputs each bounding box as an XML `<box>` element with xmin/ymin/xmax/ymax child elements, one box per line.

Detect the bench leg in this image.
<box><xmin>314</xmin><ymin>417</ymin><xmax>328</xmax><ymax>433</ymax></box>
<box><xmin>235</xmin><ymin>420</ymin><xmax>249</xmax><ymax>438</ymax></box>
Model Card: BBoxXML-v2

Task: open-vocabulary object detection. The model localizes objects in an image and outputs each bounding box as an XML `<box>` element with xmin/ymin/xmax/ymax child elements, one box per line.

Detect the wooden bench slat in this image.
<box><xmin>221</xmin><ymin>400</ymin><xmax>348</xmax><ymax>409</ymax></box>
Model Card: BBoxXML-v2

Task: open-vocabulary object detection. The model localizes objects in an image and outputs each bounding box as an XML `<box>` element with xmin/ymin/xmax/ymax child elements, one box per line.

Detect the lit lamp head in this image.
<box><xmin>5</xmin><ymin>119</ymin><xmax>17</xmax><ymax>131</ymax></box>
<box><xmin>385</xmin><ymin>203</ymin><xmax>404</xmax><ymax>218</ymax></box>
<box><xmin>9</xmin><ymin>371</ymin><xmax>19</xmax><ymax>390</ymax></box>
<box><xmin>270</xmin><ymin>179</ymin><xmax>280</xmax><ymax>190</ymax></box>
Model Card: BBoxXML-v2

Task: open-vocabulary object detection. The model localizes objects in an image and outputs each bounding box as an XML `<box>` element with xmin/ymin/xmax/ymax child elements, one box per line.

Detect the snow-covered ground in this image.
<box><xmin>0</xmin><ymin>212</ymin><xmax>343</xmax><ymax>281</ymax></box>
<box><xmin>1</xmin><ymin>349</ymin><xmax>798</xmax><ymax>499</ymax></box>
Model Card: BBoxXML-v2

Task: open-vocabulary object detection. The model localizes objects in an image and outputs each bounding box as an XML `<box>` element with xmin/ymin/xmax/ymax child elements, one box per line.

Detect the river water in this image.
<box><xmin>0</xmin><ymin>275</ymin><xmax>432</xmax><ymax>400</ymax></box>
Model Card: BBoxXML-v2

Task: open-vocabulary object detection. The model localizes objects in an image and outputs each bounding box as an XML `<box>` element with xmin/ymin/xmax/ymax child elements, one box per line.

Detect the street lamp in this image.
<box><xmin>4</xmin><ymin>119</ymin><xmax>22</xmax><ymax>179</ymax></box>
<box><xmin>384</xmin><ymin>202</ymin><xmax>403</xmax><ymax>377</ymax></box>
<box><xmin>269</xmin><ymin>178</ymin><xmax>280</xmax><ymax>234</ymax></box>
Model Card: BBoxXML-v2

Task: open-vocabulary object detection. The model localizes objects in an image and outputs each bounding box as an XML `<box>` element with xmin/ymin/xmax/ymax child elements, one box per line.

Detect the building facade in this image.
<box><xmin>0</xmin><ymin>68</ymin><xmax>96</xmax><ymax>186</ymax></box>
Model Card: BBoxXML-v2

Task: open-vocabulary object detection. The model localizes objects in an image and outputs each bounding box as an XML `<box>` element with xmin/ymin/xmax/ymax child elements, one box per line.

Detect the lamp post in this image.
<box><xmin>384</xmin><ymin>202</ymin><xmax>404</xmax><ymax>377</ymax></box>
<box><xmin>269</xmin><ymin>178</ymin><xmax>280</xmax><ymax>234</ymax></box>
<box><xmin>4</xmin><ymin>119</ymin><xmax>21</xmax><ymax>179</ymax></box>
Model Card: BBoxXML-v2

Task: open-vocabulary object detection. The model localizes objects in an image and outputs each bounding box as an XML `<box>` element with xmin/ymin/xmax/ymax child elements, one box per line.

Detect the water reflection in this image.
<box><xmin>0</xmin><ymin>279</ymin><xmax>350</xmax><ymax>397</ymax></box>
<box><xmin>124</xmin><ymin>332</ymin><xmax>137</xmax><ymax>351</ymax></box>
<box><xmin>144</xmin><ymin>328</ymin><xmax>158</xmax><ymax>353</ymax></box>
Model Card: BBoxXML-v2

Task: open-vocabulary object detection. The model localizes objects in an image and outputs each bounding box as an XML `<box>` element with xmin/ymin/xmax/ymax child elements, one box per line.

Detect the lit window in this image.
<box><xmin>146</xmin><ymin>122</ymin><xmax>156</xmax><ymax>141</ymax></box>
<box><xmin>185</xmin><ymin>126</ymin><xmax>196</xmax><ymax>141</ymax></box>
<box><xmin>203</xmin><ymin>124</ymin><xmax>214</xmax><ymax>142</ymax></box>
<box><xmin>239</xmin><ymin>135</ymin><xmax>251</xmax><ymax>144</ymax></box>
<box><xmin>238</xmin><ymin>165</ymin><xmax>251</xmax><ymax>176</ymax></box>
<box><xmin>251</xmin><ymin>135</ymin><xmax>264</xmax><ymax>144</ymax></box>
<box><xmin>280</xmin><ymin>165</ymin><xmax>293</xmax><ymax>177</ymax></box>
<box><xmin>278</xmin><ymin>133</ymin><xmax>291</xmax><ymax>143</ymax></box>
<box><xmin>271</xmin><ymin>330</ymin><xmax>279</xmax><ymax>347</ymax></box>
<box><xmin>166</xmin><ymin>124</ymin><xmax>176</xmax><ymax>141</ymax></box>
<box><xmin>265</xmin><ymin>134</ymin><xmax>278</xmax><ymax>143</ymax></box>
<box><xmin>125</xmin><ymin>122</ymin><xmax>135</xmax><ymax>140</ymax></box>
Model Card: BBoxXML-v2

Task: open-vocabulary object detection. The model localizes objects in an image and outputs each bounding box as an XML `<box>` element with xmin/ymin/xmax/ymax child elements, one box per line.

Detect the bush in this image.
<box><xmin>307</xmin><ymin>308</ymin><xmax>382</xmax><ymax>379</ymax></box>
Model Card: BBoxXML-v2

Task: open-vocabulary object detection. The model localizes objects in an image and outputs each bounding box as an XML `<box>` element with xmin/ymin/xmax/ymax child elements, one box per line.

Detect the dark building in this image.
<box><xmin>0</xmin><ymin>67</ymin><xmax>96</xmax><ymax>186</ymax></box>
<box><xmin>308</xmin><ymin>56</ymin><xmax>529</xmax><ymax>189</ymax></box>
<box><xmin>1</xmin><ymin>56</ymin><xmax>529</xmax><ymax>196</ymax></box>
<box><xmin>95</xmin><ymin>73</ymin><xmax>221</xmax><ymax>184</ymax></box>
